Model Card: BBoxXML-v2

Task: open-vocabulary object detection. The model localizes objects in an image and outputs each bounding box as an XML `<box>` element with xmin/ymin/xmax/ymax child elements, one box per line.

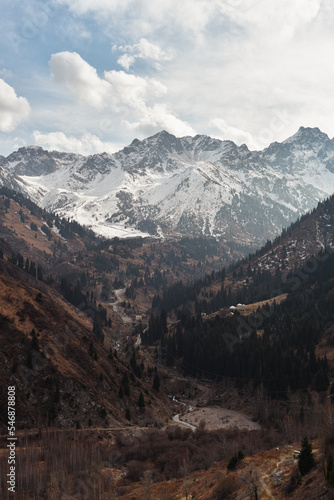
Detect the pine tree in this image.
<box><xmin>121</xmin><ymin>372</ymin><xmax>130</xmax><ymax>397</ymax></box>
<box><xmin>160</xmin><ymin>309</ymin><xmax>168</xmax><ymax>335</ymax></box>
<box><xmin>93</xmin><ymin>314</ymin><xmax>104</xmax><ymax>341</ymax></box>
<box><xmin>18</xmin><ymin>254</ymin><xmax>24</xmax><ymax>268</ymax></box>
<box><xmin>89</xmin><ymin>342</ymin><xmax>94</xmax><ymax>357</ymax></box>
<box><xmin>30</xmin><ymin>328</ymin><xmax>40</xmax><ymax>351</ymax></box>
<box><xmin>153</xmin><ymin>374</ymin><xmax>160</xmax><ymax>392</ymax></box>
<box><xmin>298</xmin><ymin>437</ymin><xmax>315</xmax><ymax>476</ymax></box>
<box><xmin>314</xmin><ymin>367</ymin><xmax>329</xmax><ymax>392</ymax></box>
<box><xmin>138</xmin><ymin>392</ymin><xmax>145</xmax><ymax>408</ymax></box>
<box><xmin>327</xmin><ymin>453</ymin><xmax>334</xmax><ymax>485</ymax></box>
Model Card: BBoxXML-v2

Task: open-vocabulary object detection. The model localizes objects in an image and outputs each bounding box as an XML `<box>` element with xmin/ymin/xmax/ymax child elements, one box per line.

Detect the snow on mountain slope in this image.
<box><xmin>1</xmin><ymin>127</ymin><xmax>334</xmax><ymax>245</ymax></box>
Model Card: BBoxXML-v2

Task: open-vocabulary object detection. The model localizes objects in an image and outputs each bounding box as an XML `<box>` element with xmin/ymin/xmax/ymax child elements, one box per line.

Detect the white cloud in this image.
<box><xmin>49</xmin><ymin>0</ymin><xmax>334</xmax><ymax>149</ymax></box>
<box><xmin>33</xmin><ymin>130</ymin><xmax>122</xmax><ymax>155</ymax></box>
<box><xmin>117</xmin><ymin>54</ymin><xmax>136</xmax><ymax>71</ymax></box>
<box><xmin>104</xmin><ymin>69</ymin><xmax>167</xmax><ymax>107</ymax></box>
<box><xmin>49</xmin><ymin>51</ymin><xmax>167</xmax><ymax>112</ymax></box>
<box><xmin>54</xmin><ymin>0</ymin><xmax>227</xmax><ymax>36</ymax></box>
<box><xmin>158</xmin><ymin>0</ymin><xmax>334</xmax><ymax>146</ymax></box>
<box><xmin>0</xmin><ymin>79</ymin><xmax>30</xmax><ymax>132</ymax></box>
<box><xmin>210</xmin><ymin>118</ymin><xmax>256</xmax><ymax>148</ymax></box>
<box><xmin>116</xmin><ymin>38</ymin><xmax>173</xmax><ymax>70</ymax></box>
<box><xmin>123</xmin><ymin>103</ymin><xmax>195</xmax><ymax>137</ymax></box>
<box><xmin>48</xmin><ymin>52</ymin><xmax>195</xmax><ymax>139</ymax></box>
<box><xmin>55</xmin><ymin>0</ymin><xmax>321</xmax><ymax>42</ymax></box>
<box><xmin>103</xmin><ymin>69</ymin><xmax>195</xmax><ymax>136</ymax></box>
<box><xmin>231</xmin><ymin>0</ymin><xmax>321</xmax><ymax>40</ymax></box>
<box><xmin>4</xmin><ymin>0</ymin><xmax>332</xmax><ymax>155</ymax></box>
<box><xmin>135</xmin><ymin>38</ymin><xmax>172</xmax><ymax>61</ymax></box>
<box><xmin>49</xmin><ymin>51</ymin><xmax>111</xmax><ymax>109</ymax></box>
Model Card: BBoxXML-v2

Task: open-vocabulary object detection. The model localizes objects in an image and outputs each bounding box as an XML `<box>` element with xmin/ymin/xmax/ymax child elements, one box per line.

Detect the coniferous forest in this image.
<box><xmin>146</xmin><ymin>244</ymin><xmax>334</xmax><ymax>397</ymax></box>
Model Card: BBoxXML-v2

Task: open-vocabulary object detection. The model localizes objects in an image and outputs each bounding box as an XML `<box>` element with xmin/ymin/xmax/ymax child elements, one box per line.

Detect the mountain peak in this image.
<box><xmin>14</xmin><ymin>145</ymin><xmax>48</xmax><ymax>155</ymax></box>
<box><xmin>150</xmin><ymin>130</ymin><xmax>179</xmax><ymax>145</ymax></box>
<box><xmin>2</xmin><ymin>127</ymin><xmax>334</xmax><ymax>244</ymax></box>
<box><xmin>285</xmin><ymin>126</ymin><xmax>330</xmax><ymax>144</ymax></box>
<box><xmin>156</xmin><ymin>130</ymin><xmax>176</xmax><ymax>139</ymax></box>
<box><xmin>130</xmin><ymin>138</ymin><xmax>140</xmax><ymax>147</ymax></box>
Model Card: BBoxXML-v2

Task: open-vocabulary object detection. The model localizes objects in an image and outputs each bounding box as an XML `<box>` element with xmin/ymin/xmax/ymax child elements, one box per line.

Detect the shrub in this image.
<box><xmin>214</xmin><ymin>474</ymin><xmax>239</xmax><ymax>499</ymax></box>
<box><xmin>286</xmin><ymin>471</ymin><xmax>302</xmax><ymax>494</ymax></box>
<box><xmin>126</xmin><ymin>460</ymin><xmax>148</xmax><ymax>482</ymax></box>
<box><xmin>138</xmin><ymin>392</ymin><xmax>145</xmax><ymax>408</ymax></box>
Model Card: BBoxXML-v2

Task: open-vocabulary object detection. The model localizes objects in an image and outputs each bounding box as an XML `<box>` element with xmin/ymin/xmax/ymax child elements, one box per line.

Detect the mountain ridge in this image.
<box><xmin>1</xmin><ymin>127</ymin><xmax>334</xmax><ymax>245</ymax></box>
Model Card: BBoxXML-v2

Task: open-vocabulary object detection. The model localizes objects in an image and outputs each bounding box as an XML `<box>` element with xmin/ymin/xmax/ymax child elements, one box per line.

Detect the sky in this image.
<box><xmin>0</xmin><ymin>0</ymin><xmax>334</xmax><ymax>156</ymax></box>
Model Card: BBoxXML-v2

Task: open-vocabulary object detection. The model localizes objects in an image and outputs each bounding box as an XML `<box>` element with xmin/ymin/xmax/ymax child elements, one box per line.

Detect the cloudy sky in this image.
<box><xmin>0</xmin><ymin>0</ymin><xmax>334</xmax><ymax>156</ymax></box>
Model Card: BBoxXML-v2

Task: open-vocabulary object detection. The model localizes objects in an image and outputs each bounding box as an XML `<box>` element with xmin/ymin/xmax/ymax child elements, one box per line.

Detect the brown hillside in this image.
<box><xmin>0</xmin><ymin>257</ymin><xmax>173</xmax><ymax>430</ymax></box>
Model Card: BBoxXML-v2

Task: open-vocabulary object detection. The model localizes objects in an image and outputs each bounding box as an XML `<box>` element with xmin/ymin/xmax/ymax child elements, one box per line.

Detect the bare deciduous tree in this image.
<box><xmin>241</xmin><ymin>467</ymin><xmax>261</xmax><ymax>500</ymax></box>
<box><xmin>141</xmin><ymin>469</ymin><xmax>153</xmax><ymax>500</ymax></box>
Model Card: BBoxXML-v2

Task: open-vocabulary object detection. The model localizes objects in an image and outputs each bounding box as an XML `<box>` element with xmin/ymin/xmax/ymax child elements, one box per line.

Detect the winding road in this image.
<box><xmin>170</xmin><ymin>396</ymin><xmax>197</xmax><ymax>431</ymax></box>
<box><xmin>110</xmin><ymin>288</ymin><xmax>132</xmax><ymax>324</ymax></box>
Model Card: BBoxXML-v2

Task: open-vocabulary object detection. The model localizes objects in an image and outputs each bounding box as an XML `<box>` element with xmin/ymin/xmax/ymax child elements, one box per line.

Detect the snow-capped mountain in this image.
<box><xmin>1</xmin><ymin>127</ymin><xmax>334</xmax><ymax>245</ymax></box>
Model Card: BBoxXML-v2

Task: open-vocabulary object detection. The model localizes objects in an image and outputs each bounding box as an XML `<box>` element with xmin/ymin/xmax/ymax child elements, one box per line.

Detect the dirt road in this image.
<box><xmin>110</xmin><ymin>288</ymin><xmax>132</xmax><ymax>323</ymax></box>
